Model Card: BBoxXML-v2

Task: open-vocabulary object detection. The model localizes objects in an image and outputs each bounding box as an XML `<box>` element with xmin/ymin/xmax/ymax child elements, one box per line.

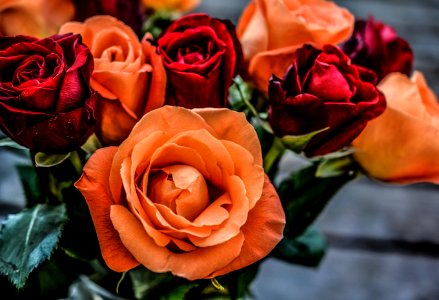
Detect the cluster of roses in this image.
<box><xmin>0</xmin><ymin>0</ymin><xmax>437</xmax><ymax>282</ymax></box>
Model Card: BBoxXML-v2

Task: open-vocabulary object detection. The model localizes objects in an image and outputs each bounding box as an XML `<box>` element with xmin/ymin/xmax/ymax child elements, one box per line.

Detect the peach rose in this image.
<box><xmin>237</xmin><ymin>0</ymin><xmax>354</xmax><ymax>92</ymax></box>
<box><xmin>0</xmin><ymin>0</ymin><xmax>74</xmax><ymax>37</ymax></box>
<box><xmin>59</xmin><ymin>16</ymin><xmax>166</xmax><ymax>145</ymax></box>
<box><xmin>142</xmin><ymin>0</ymin><xmax>200</xmax><ymax>12</ymax></box>
<box><xmin>75</xmin><ymin>106</ymin><xmax>285</xmax><ymax>280</ymax></box>
<box><xmin>353</xmin><ymin>71</ymin><xmax>439</xmax><ymax>184</ymax></box>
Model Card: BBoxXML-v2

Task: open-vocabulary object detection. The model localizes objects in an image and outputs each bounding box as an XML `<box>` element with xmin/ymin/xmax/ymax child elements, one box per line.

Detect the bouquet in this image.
<box><xmin>0</xmin><ymin>0</ymin><xmax>437</xmax><ymax>299</ymax></box>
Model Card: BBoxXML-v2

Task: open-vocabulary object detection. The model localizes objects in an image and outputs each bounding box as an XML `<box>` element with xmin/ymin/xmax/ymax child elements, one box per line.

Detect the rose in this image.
<box><xmin>157</xmin><ymin>13</ymin><xmax>242</xmax><ymax>109</ymax></box>
<box><xmin>75</xmin><ymin>106</ymin><xmax>285</xmax><ymax>280</ymax></box>
<box><xmin>353</xmin><ymin>72</ymin><xmax>439</xmax><ymax>184</ymax></box>
<box><xmin>71</xmin><ymin>0</ymin><xmax>143</xmax><ymax>35</ymax></box>
<box><xmin>0</xmin><ymin>33</ymin><xmax>97</xmax><ymax>153</ymax></box>
<box><xmin>341</xmin><ymin>17</ymin><xmax>413</xmax><ymax>81</ymax></box>
<box><xmin>268</xmin><ymin>44</ymin><xmax>386</xmax><ymax>156</ymax></box>
<box><xmin>237</xmin><ymin>0</ymin><xmax>354</xmax><ymax>93</ymax></box>
<box><xmin>60</xmin><ymin>16</ymin><xmax>166</xmax><ymax>145</ymax></box>
<box><xmin>0</xmin><ymin>0</ymin><xmax>74</xmax><ymax>37</ymax></box>
<box><xmin>142</xmin><ymin>0</ymin><xmax>200</xmax><ymax>12</ymax></box>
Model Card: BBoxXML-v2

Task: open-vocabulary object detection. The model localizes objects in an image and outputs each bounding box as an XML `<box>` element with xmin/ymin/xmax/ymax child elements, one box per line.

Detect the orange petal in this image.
<box><xmin>92</xmin><ymin>70</ymin><xmax>148</xmax><ymax>117</ymax></box>
<box><xmin>163</xmin><ymin>165</ymin><xmax>210</xmax><ymax>221</ymax></box>
<box><xmin>212</xmin><ymin>176</ymin><xmax>285</xmax><ymax>277</ymax></box>
<box><xmin>192</xmin><ymin>193</ymin><xmax>231</xmax><ymax>227</ymax></box>
<box><xmin>354</xmin><ymin>107</ymin><xmax>439</xmax><ymax>184</ymax></box>
<box><xmin>120</xmin><ymin>156</ymin><xmax>172</xmax><ymax>247</ymax></box>
<box><xmin>413</xmin><ymin>72</ymin><xmax>439</xmax><ymax>117</ymax></box>
<box><xmin>109</xmin><ymin>106</ymin><xmax>214</xmax><ymax>201</ymax></box>
<box><xmin>194</xmin><ymin>108</ymin><xmax>263</xmax><ymax>166</ymax></box>
<box><xmin>59</xmin><ymin>22</ymin><xmax>91</xmax><ymax>43</ymax></box>
<box><xmin>353</xmin><ymin>72</ymin><xmax>439</xmax><ymax>184</ymax></box>
<box><xmin>142</xmin><ymin>35</ymin><xmax>167</xmax><ymax>113</ymax></box>
<box><xmin>237</xmin><ymin>1</ymin><xmax>268</xmax><ymax>61</ymax></box>
<box><xmin>222</xmin><ymin>140</ymin><xmax>265</xmax><ymax>209</ymax></box>
<box><xmin>189</xmin><ymin>175</ymin><xmax>249</xmax><ymax>247</ymax></box>
<box><xmin>143</xmin><ymin>142</ymin><xmax>210</xmax><ymax>187</ymax></box>
<box><xmin>74</xmin><ymin>147</ymin><xmax>139</xmax><ymax>272</ymax></box>
<box><xmin>95</xmin><ymin>96</ymin><xmax>138</xmax><ymax>145</ymax></box>
<box><xmin>248</xmin><ymin>45</ymin><xmax>303</xmax><ymax>93</ymax></box>
<box><xmin>110</xmin><ymin>205</ymin><xmax>245</xmax><ymax>280</ymax></box>
<box><xmin>158</xmin><ymin>129</ymin><xmax>235</xmax><ymax>179</ymax></box>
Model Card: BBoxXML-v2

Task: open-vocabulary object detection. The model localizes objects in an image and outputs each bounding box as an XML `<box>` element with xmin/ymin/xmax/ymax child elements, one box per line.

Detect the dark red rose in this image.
<box><xmin>268</xmin><ymin>44</ymin><xmax>386</xmax><ymax>157</ymax></box>
<box><xmin>341</xmin><ymin>17</ymin><xmax>413</xmax><ymax>80</ymax></box>
<box><xmin>72</xmin><ymin>0</ymin><xmax>143</xmax><ymax>36</ymax></box>
<box><xmin>157</xmin><ymin>13</ymin><xmax>243</xmax><ymax>108</ymax></box>
<box><xmin>0</xmin><ymin>33</ymin><xmax>97</xmax><ymax>153</ymax></box>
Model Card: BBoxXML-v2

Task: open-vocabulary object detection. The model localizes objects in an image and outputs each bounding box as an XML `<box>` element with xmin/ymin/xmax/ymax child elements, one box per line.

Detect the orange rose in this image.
<box><xmin>59</xmin><ymin>16</ymin><xmax>166</xmax><ymax>145</ymax></box>
<box><xmin>142</xmin><ymin>0</ymin><xmax>200</xmax><ymax>12</ymax></box>
<box><xmin>353</xmin><ymin>71</ymin><xmax>439</xmax><ymax>184</ymax></box>
<box><xmin>75</xmin><ymin>106</ymin><xmax>285</xmax><ymax>280</ymax></box>
<box><xmin>0</xmin><ymin>0</ymin><xmax>74</xmax><ymax>37</ymax></box>
<box><xmin>237</xmin><ymin>0</ymin><xmax>354</xmax><ymax>92</ymax></box>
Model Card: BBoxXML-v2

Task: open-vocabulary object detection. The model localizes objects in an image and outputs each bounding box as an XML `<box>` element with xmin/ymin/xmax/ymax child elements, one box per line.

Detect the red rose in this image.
<box><xmin>0</xmin><ymin>33</ymin><xmax>97</xmax><ymax>153</ymax></box>
<box><xmin>72</xmin><ymin>0</ymin><xmax>144</xmax><ymax>36</ymax></box>
<box><xmin>157</xmin><ymin>13</ymin><xmax>242</xmax><ymax>108</ymax></box>
<box><xmin>341</xmin><ymin>17</ymin><xmax>413</xmax><ymax>80</ymax></box>
<box><xmin>268</xmin><ymin>44</ymin><xmax>386</xmax><ymax>156</ymax></box>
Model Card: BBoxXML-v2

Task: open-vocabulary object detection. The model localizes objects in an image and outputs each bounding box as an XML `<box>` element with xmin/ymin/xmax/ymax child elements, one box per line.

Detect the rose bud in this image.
<box><xmin>353</xmin><ymin>72</ymin><xmax>439</xmax><ymax>184</ymax></box>
<box><xmin>0</xmin><ymin>33</ymin><xmax>97</xmax><ymax>153</ymax></box>
<box><xmin>341</xmin><ymin>17</ymin><xmax>413</xmax><ymax>81</ymax></box>
<box><xmin>237</xmin><ymin>0</ymin><xmax>354</xmax><ymax>93</ymax></box>
<box><xmin>268</xmin><ymin>44</ymin><xmax>386</xmax><ymax>156</ymax></box>
<box><xmin>71</xmin><ymin>0</ymin><xmax>144</xmax><ymax>36</ymax></box>
<box><xmin>75</xmin><ymin>106</ymin><xmax>285</xmax><ymax>280</ymax></box>
<box><xmin>60</xmin><ymin>16</ymin><xmax>166</xmax><ymax>146</ymax></box>
<box><xmin>157</xmin><ymin>13</ymin><xmax>243</xmax><ymax>109</ymax></box>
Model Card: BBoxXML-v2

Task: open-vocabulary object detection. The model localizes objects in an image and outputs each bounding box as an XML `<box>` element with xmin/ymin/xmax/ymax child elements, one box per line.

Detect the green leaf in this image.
<box><xmin>0</xmin><ymin>137</ymin><xmax>27</xmax><ymax>150</ymax></box>
<box><xmin>263</xmin><ymin>137</ymin><xmax>286</xmax><ymax>177</ymax></box>
<box><xmin>35</xmin><ymin>152</ymin><xmax>71</xmax><ymax>168</ymax></box>
<box><xmin>229</xmin><ymin>76</ymin><xmax>253</xmax><ymax>111</ymax></box>
<box><xmin>252</xmin><ymin>119</ymin><xmax>274</xmax><ymax>156</ymax></box>
<box><xmin>281</xmin><ymin>127</ymin><xmax>329</xmax><ymax>153</ymax></box>
<box><xmin>129</xmin><ymin>268</ymin><xmax>174</xmax><ymax>300</ymax></box>
<box><xmin>230</xmin><ymin>77</ymin><xmax>273</xmax><ymax>134</ymax></box>
<box><xmin>221</xmin><ymin>264</ymin><xmax>259</xmax><ymax>300</ymax></box>
<box><xmin>277</xmin><ymin>163</ymin><xmax>355</xmax><ymax>238</ymax></box>
<box><xmin>143</xmin><ymin>10</ymin><xmax>178</xmax><ymax>40</ymax></box>
<box><xmin>315</xmin><ymin>155</ymin><xmax>356</xmax><ymax>178</ymax></box>
<box><xmin>81</xmin><ymin>134</ymin><xmax>102</xmax><ymax>155</ymax></box>
<box><xmin>273</xmin><ymin>227</ymin><xmax>326</xmax><ymax>267</ymax></box>
<box><xmin>0</xmin><ymin>203</ymin><xmax>67</xmax><ymax>289</ymax></box>
<box><xmin>160</xmin><ymin>283</ymin><xmax>199</xmax><ymax>300</ymax></box>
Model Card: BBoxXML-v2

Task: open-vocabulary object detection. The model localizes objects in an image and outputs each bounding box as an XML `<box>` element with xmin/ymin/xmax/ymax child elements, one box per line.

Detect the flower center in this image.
<box><xmin>148</xmin><ymin>165</ymin><xmax>209</xmax><ymax>221</ymax></box>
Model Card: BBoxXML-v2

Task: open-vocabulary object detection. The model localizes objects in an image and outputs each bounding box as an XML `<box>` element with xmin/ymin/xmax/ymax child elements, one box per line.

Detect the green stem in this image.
<box><xmin>263</xmin><ymin>137</ymin><xmax>286</xmax><ymax>175</ymax></box>
<box><xmin>233</xmin><ymin>79</ymin><xmax>273</xmax><ymax>134</ymax></box>
<box><xmin>69</xmin><ymin>150</ymin><xmax>83</xmax><ymax>177</ymax></box>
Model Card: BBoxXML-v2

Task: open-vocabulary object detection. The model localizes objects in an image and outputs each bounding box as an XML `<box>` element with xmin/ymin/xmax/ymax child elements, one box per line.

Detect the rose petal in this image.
<box><xmin>110</xmin><ymin>204</ymin><xmax>245</xmax><ymax>280</ymax></box>
<box><xmin>195</xmin><ymin>108</ymin><xmax>263</xmax><ymax>166</ymax></box>
<box><xmin>212</xmin><ymin>176</ymin><xmax>285</xmax><ymax>277</ymax></box>
<box><xmin>189</xmin><ymin>175</ymin><xmax>249</xmax><ymax>247</ymax></box>
<box><xmin>109</xmin><ymin>106</ymin><xmax>214</xmax><ymax>201</ymax></box>
<box><xmin>74</xmin><ymin>147</ymin><xmax>139</xmax><ymax>272</ymax></box>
